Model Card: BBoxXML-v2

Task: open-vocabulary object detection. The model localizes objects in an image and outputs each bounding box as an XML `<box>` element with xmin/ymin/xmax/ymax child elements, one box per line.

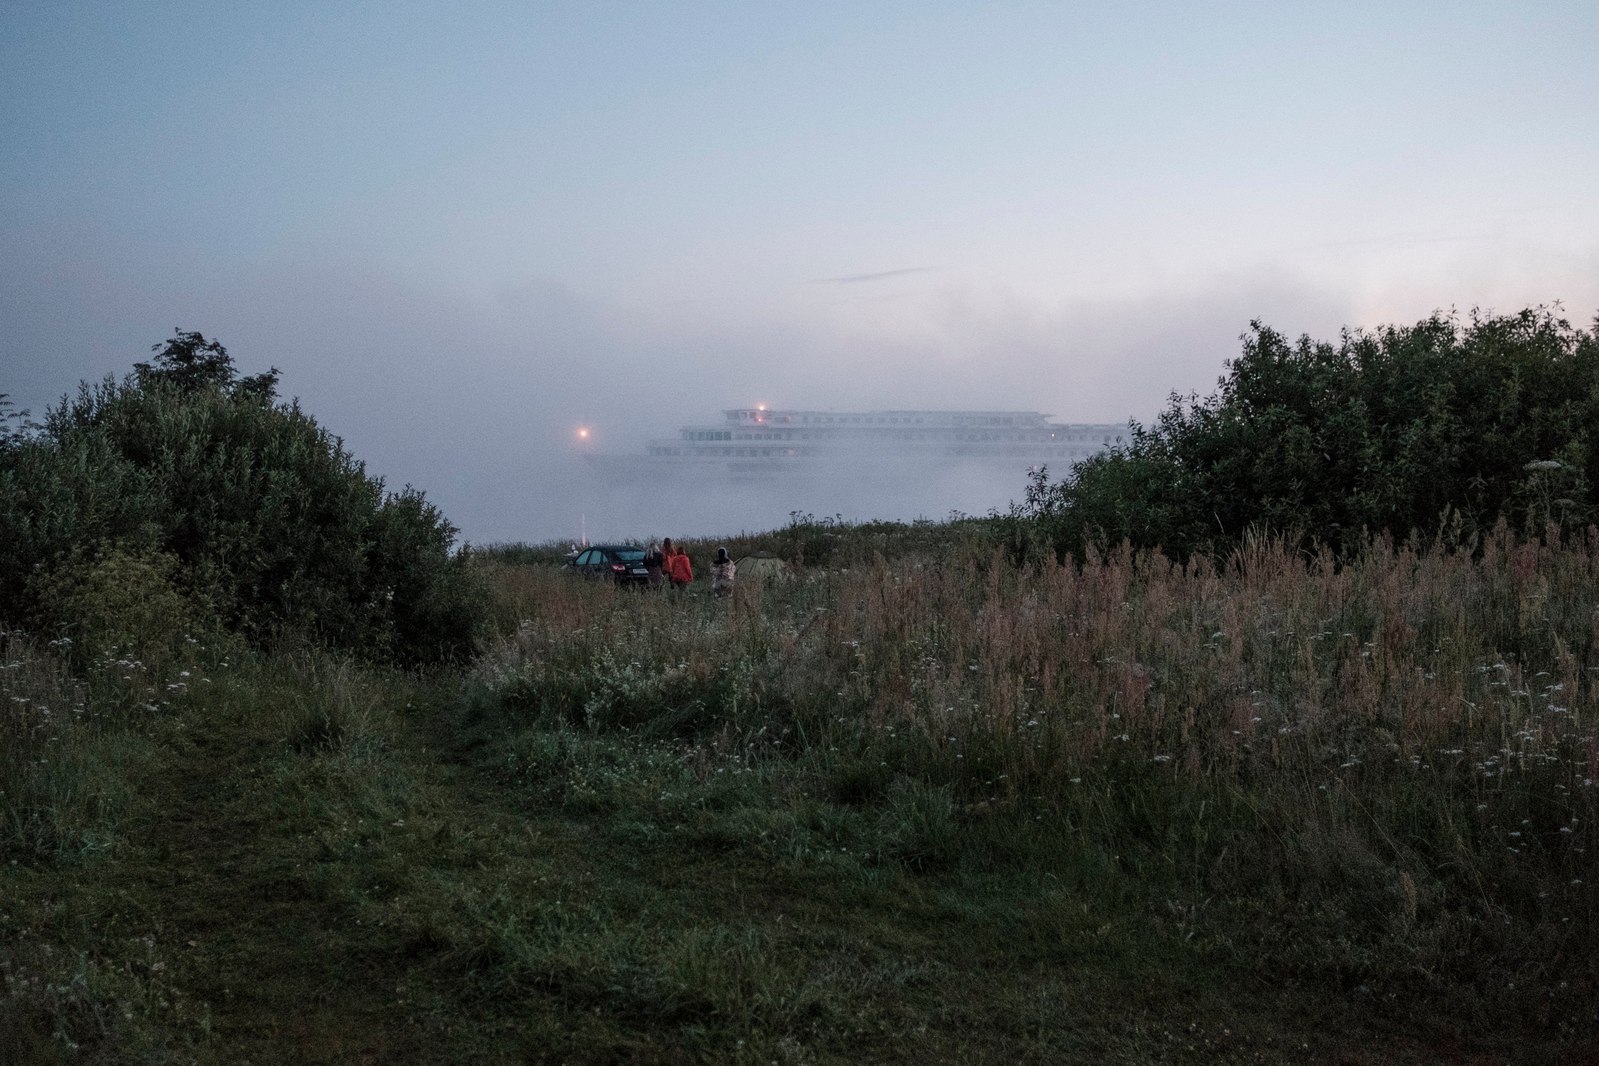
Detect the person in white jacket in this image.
<box><xmin>711</xmin><ymin>547</ymin><xmax>736</xmax><ymax>598</ymax></box>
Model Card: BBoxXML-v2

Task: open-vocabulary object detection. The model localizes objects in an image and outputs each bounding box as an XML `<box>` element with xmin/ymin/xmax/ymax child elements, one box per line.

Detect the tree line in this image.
<box><xmin>1010</xmin><ymin>307</ymin><xmax>1598</xmax><ymax>561</ymax></box>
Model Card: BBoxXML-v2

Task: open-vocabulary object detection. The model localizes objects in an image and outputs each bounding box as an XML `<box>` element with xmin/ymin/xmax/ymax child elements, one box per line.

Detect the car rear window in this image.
<box><xmin>613</xmin><ymin>549</ymin><xmax>646</xmax><ymax>562</ymax></box>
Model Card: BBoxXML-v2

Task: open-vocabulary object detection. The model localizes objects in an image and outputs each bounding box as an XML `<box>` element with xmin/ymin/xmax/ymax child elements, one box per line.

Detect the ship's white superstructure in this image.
<box><xmin>595</xmin><ymin>407</ymin><xmax>1125</xmax><ymax>480</ymax></box>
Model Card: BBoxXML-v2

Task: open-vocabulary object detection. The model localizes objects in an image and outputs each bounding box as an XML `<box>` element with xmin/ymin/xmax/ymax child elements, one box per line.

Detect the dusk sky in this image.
<box><xmin>5</xmin><ymin>2</ymin><xmax>1596</xmax><ymax>542</ymax></box>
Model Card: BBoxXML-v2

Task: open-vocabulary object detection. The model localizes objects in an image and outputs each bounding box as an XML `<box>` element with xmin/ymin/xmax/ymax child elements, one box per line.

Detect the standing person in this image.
<box><xmin>711</xmin><ymin>547</ymin><xmax>736</xmax><ymax>599</ymax></box>
<box><xmin>665</xmin><ymin>542</ymin><xmax>694</xmax><ymax>590</ymax></box>
<box><xmin>643</xmin><ymin>540</ymin><xmax>665</xmax><ymax>588</ymax></box>
<box><xmin>661</xmin><ymin>538</ymin><xmax>678</xmax><ymax>586</ymax></box>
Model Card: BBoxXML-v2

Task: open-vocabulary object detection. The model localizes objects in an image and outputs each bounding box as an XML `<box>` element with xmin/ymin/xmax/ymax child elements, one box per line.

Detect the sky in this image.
<box><xmin>4</xmin><ymin>1</ymin><xmax>1596</xmax><ymax>542</ymax></box>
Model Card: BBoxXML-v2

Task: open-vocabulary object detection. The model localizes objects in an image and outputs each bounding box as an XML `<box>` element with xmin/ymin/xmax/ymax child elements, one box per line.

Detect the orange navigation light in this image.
<box><xmin>756</xmin><ymin>403</ymin><xmax>767</xmax><ymax>411</ymax></box>
<box><xmin>576</xmin><ymin>426</ymin><xmax>591</xmax><ymax>441</ymax></box>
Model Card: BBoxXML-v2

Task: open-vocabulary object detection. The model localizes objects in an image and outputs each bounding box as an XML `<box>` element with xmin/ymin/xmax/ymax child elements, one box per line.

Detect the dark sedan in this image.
<box><xmin>565</xmin><ymin>544</ymin><xmax>650</xmax><ymax>586</ymax></box>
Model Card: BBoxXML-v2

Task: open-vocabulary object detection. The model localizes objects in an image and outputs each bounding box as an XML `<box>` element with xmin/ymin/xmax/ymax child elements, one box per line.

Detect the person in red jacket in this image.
<box><xmin>665</xmin><ymin>544</ymin><xmax>693</xmax><ymax>589</ymax></box>
<box><xmin>659</xmin><ymin>537</ymin><xmax>678</xmax><ymax>589</ymax></box>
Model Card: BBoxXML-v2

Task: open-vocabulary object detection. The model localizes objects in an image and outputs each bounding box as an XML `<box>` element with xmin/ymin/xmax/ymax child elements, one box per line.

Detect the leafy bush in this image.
<box><xmin>0</xmin><ymin>393</ymin><xmax>37</xmax><ymax>452</ymax></box>
<box><xmin>0</xmin><ymin>331</ymin><xmax>480</xmax><ymax>663</ymax></box>
<box><xmin>27</xmin><ymin>546</ymin><xmax>199</xmax><ymax>665</ymax></box>
<box><xmin>1019</xmin><ymin>307</ymin><xmax>1599</xmax><ymax>560</ymax></box>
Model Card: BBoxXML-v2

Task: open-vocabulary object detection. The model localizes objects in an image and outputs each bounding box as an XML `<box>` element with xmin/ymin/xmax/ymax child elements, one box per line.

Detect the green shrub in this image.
<box><xmin>0</xmin><ymin>331</ymin><xmax>481</xmax><ymax>664</ymax></box>
<box><xmin>1022</xmin><ymin>307</ymin><xmax>1599</xmax><ymax>560</ymax></box>
<box><xmin>27</xmin><ymin>547</ymin><xmax>200</xmax><ymax>666</ymax></box>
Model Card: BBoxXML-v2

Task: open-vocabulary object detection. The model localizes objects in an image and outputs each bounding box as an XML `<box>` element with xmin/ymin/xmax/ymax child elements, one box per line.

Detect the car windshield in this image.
<box><xmin>612</xmin><ymin>549</ymin><xmax>646</xmax><ymax>562</ymax></box>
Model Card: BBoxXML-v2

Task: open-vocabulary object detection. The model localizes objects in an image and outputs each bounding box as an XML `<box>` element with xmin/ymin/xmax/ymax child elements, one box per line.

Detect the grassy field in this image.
<box><xmin>3</xmin><ymin>520</ymin><xmax>1597</xmax><ymax>1063</ymax></box>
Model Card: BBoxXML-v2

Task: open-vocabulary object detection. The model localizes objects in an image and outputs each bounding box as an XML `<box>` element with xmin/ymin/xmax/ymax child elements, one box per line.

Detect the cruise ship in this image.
<box><xmin>592</xmin><ymin>407</ymin><xmax>1127</xmax><ymax>482</ymax></box>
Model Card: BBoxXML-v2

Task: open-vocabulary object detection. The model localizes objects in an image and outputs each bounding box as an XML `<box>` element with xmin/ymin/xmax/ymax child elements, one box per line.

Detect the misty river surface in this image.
<box><xmin>535</xmin><ymin>453</ymin><xmax>1048</xmax><ymax>546</ymax></box>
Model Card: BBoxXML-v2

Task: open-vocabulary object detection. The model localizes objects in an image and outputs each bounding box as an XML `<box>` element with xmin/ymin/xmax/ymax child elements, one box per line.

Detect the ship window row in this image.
<box><xmin>751</xmin><ymin>415</ymin><xmax>1102</xmax><ymax>431</ymax></box>
<box><xmin>735</xmin><ymin>430</ymin><xmax>1112</xmax><ymax>443</ymax></box>
<box><xmin>650</xmin><ymin>446</ymin><xmax>802</xmax><ymax>457</ymax></box>
<box><xmin>786</xmin><ymin>414</ymin><xmax>1043</xmax><ymax>426</ymax></box>
<box><xmin>660</xmin><ymin>434</ymin><xmax>1117</xmax><ymax>450</ymax></box>
<box><xmin>769</xmin><ymin>415</ymin><xmax>939</xmax><ymax>425</ymax></box>
<box><xmin>727</xmin><ymin>430</ymin><xmax>1116</xmax><ymax>441</ymax></box>
<box><xmin>806</xmin><ymin>415</ymin><xmax>931</xmax><ymax>425</ymax></box>
<box><xmin>648</xmin><ymin>443</ymin><xmax>1111</xmax><ymax>459</ymax></box>
<box><xmin>733</xmin><ymin>413</ymin><xmax>1119</xmax><ymax>433</ymax></box>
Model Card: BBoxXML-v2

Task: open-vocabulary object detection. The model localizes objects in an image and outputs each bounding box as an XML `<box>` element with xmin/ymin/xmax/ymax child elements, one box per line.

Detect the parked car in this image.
<box><xmin>564</xmin><ymin>544</ymin><xmax>650</xmax><ymax>586</ymax></box>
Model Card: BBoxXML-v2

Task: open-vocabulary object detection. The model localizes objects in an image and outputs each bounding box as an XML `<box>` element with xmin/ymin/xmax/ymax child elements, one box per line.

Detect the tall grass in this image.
<box><xmin>0</xmin><ymin>628</ymin><xmax>200</xmax><ymax>861</ymax></box>
<box><xmin>7</xmin><ymin>517</ymin><xmax>1596</xmax><ymax>1056</ymax></box>
<box><xmin>469</xmin><ymin>521</ymin><xmax>1599</xmax><ymax>1009</ymax></box>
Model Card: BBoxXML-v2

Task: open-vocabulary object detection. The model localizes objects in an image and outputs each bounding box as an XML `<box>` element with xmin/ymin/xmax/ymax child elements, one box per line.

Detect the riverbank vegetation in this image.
<box><xmin>1009</xmin><ymin>307</ymin><xmax>1597</xmax><ymax>563</ymax></box>
<box><xmin>3</xmin><ymin>313</ymin><xmax>1596</xmax><ymax>1062</ymax></box>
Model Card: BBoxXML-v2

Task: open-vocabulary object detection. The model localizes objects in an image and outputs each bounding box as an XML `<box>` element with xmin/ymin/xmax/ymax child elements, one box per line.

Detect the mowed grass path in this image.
<box><xmin>2</xmin><ymin>662</ymin><xmax>1532</xmax><ymax>1064</ymax></box>
<box><xmin>7</xmin><ymin>673</ymin><xmax>428</xmax><ymax>1061</ymax></box>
